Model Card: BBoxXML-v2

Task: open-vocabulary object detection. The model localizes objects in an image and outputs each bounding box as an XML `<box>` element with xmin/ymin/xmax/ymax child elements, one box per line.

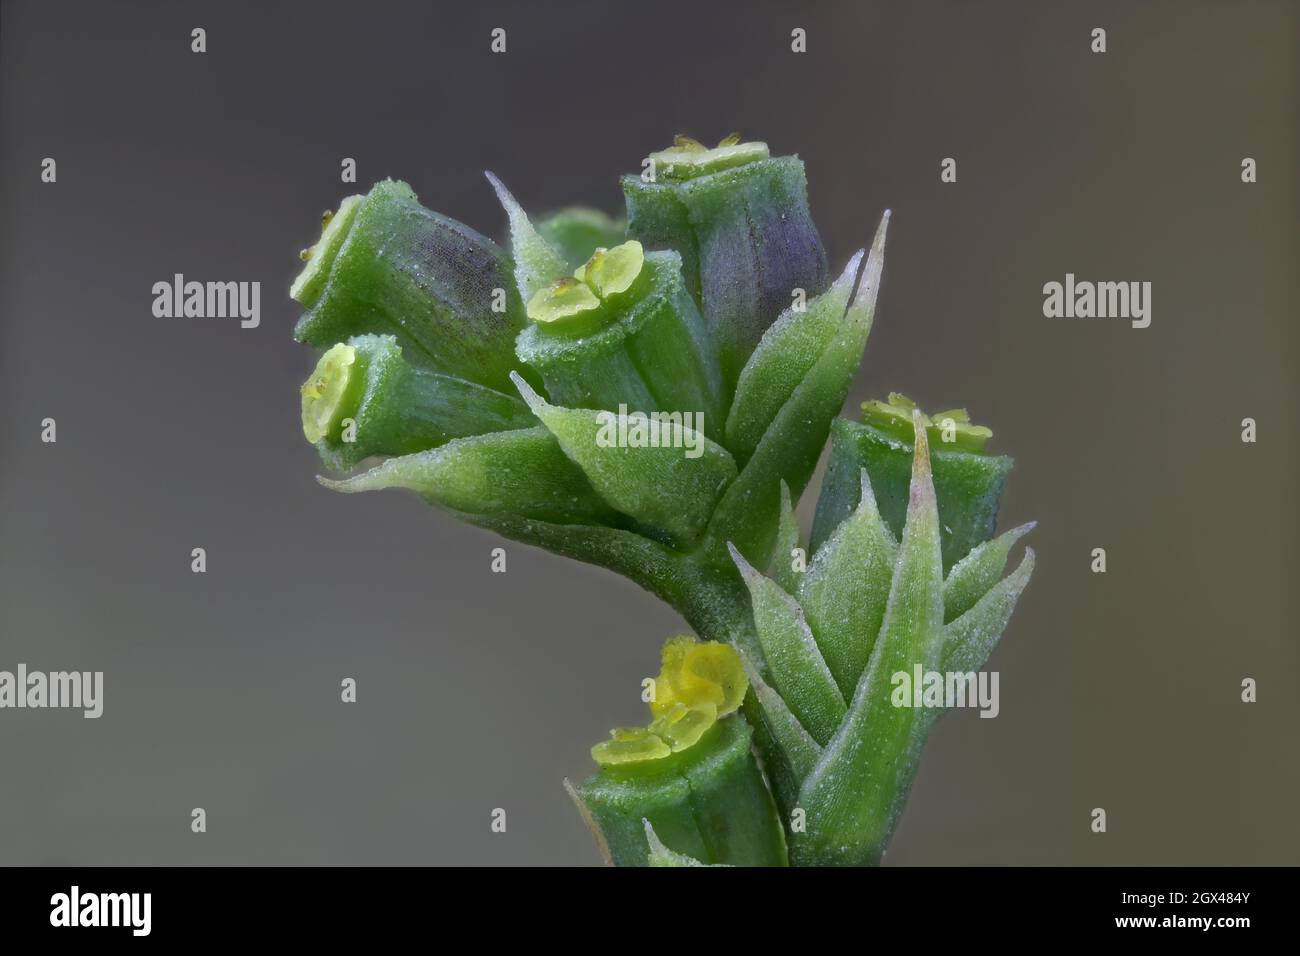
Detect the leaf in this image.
<box><xmin>741</xmin><ymin>657</ymin><xmax>823</xmax><ymax>786</ymax></box>
<box><xmin>485</xmin><ymin>171</ymin><xmax>567</xmax><ymax>302</ymax></box>
<box><xmin>703</xmin><ymin>210</ymin><xmax>889</xmax><ymax>567</ymax></box>
<box><xmin>318</xmin><ymin>426</ymin><xmax>618</xmax><ymax>526</ymax></box>
<box><xmin>943</xmin><ymin>522</ymin><xmax>1036</xmax><ymax>623</ymax></box>
<box><xmin>730</xmin><ymin>545</ymin><xmax>846</xmax><ymax>746</ymax></box>
<box><xmin>513</xmin><ymin>373</ymin><xmax>737</xmax><ymax>548</ymax></box>
<box><xmin>942</xmin><ymin>547</ymin><xmax>1035</xmax><ymax>673</ymax></box>
<box><xmin>793</xmin><ymin>413</ymin><xmax>944</xmax><ymax>866</ymax></box>
<box><xmin>798</xmin><ymin>469</ymin><xmax>899</xmax><ymax>699</ymax></box>
<box><xmin>725</xmin><ymin>250</ymin><xmax>863</xmax><ymax>466</ymax></box>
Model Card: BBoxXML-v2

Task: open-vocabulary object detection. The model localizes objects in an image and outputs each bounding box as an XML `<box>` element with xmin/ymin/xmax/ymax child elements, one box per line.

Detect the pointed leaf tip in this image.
<box><xmin>486</xmin><ymin>172</ymin><xmax>566</xmax><ymax>302</ymax></box>
<box><xmin>910</xmin><ymin>409</ymin><xmax>932</xmax><ymax>485</ymax></box>
<box><xmin>851</xmin><ymin>210</ymin><xmax>890</xmax><ymax>309</ymax></box>
<box><xmin>509</xmin><ymin>369</ymin><xmax>544</xmax><ymax>410</ymax></box>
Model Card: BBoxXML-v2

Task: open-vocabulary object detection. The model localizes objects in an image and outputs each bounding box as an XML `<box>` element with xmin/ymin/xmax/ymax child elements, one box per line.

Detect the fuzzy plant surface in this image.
<box><xmin>289</xmin><ymin>134</ymin><xmax>1036</xmax><ymax>866</ymax></box>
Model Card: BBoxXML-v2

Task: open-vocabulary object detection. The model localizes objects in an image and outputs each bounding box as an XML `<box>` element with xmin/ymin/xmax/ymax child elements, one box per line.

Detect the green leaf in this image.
<box><xmin>741</xmin><ymin>657</ymin><xmax>822</xmax><ymax>791</ymax></box>
<box><xmin>730</xmin><ymin>545</ymin><xmax>846</xmax><ymax>746</ymax></box>
<box><xmin>942</xmin><ymin>547</ymin><xmax>1035</xmax><ymax>673</ymax></box>
<box><xmin>943</xmin><ymin>522</ymin><xmax>1036</xmax><ymax>623</ymax></box>
<box><xmin>702</xmin><ymin>210</ymin><xmax>889</xmax><ymax>568</ymax></box>
<box><xmin>318</xmin><ymin>426</ymin><xmax>619</xmax><ymax>526</ymax></box>
<box><xmin>770</xmin><ymin>481</ymin><xmax>802</xmax><ymax>594</ymax></box>
<box><xmin>485</xmin><ymin>171</ymin><xmax>567</xmax><ymax>302</ymax></box>
<box><xmin>794</xmin><ymin>413</ymin><xmax>944</xmax><ymax>866</ymax></box>
<box><xmin>798</xmin><ymin>469</ymin><xmax>899</xmax><ymax>699</ymax></box>
<box><xmin>725</xmin><ymin>249</ymin><xmax>863</xmax><ymax>466</ymax></box>
<box><xmin>513</xmin><ymin>373</ymin><xmax>736</xmax><ymax>548</ymax></box>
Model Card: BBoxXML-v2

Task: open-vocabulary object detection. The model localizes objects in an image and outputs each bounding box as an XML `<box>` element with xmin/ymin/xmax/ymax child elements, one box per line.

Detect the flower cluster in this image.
<box><xmin>288</xmin><ymin>135</ymin><xmax>1035</xmax><ymax>866</ymax></box>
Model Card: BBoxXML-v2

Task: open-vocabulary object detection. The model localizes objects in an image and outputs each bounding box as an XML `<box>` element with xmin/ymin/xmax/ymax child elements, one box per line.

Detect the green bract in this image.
<box><xmin>288</xmin><ymin>132</ymin><xmax>1036</xmax><ymax>867</ymax></box>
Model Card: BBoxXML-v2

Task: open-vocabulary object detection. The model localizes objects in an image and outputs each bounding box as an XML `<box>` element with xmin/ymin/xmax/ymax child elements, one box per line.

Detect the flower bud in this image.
<box><xmin>623</xmin><ymin>137</ymin><xmax>829</xmax><ymax>388</ymax></box>
<box><xmin>292</xmin><ymin>180</ymin><xmax>526</xmax><ymax>392</ymax></box>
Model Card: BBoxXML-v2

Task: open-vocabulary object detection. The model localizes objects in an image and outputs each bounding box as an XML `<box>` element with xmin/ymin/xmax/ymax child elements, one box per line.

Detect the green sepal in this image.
<box><xmin>317</xmin><ymin>426</ymin><xmax>620</xmax><ymax>527</ymax></box>
<box><xmin>943</xmin><ymin>521</ymin><xmax>1036</xmax><ymax>623</ymax></box>
<box><xmin>515</xmin><ymin>251</ymin><xmax>724</xmax><ymax>434</ymax></box>
<box><xmin>793</xmin><ymin>415</ymin><xmax>944</xmax><ymax>866</ymax></box>
<box><xmin>811</xmin><ymin>415</ymin><xmax>1013</xmax><ymax>572</ymax></box>
<box><xmin>512</xmin><ymin>374</ymin><xmax>735</xmax><ymax>548</ymax></box>
<box><xmin>292</xmin><ymin>180</ymin><xmax>526</xmax><ymax>392</ymax></box>
<box><xmin>535</xmin><ymin>207</ymin><xmax>626</xmax><ymax>269</ymax></box>
<box><xmin>307</xmin><ymin>334</ymin><xmax>536</xmax><ymax>471</ymax></box>
<box><xmin>485</xmin><ymin>171</ymin><xmax>567</xmax><ymax>303</ymax></box>
<box><xmin>571</xmin><ymin>716</ymin><xmax>787</xmax><ymax>867</ymax></box>
<box><xmin>798</xmin><ymin>469</ymin><xmax>899</xmax><ymax>699</ymax></box>
<box><xmin>623</xmin><ymin>154</ymin><xmax>830</xmax><ymax>387</ymax></box>
<box><xmin>730</xmin><ymin>545</ymin><xmax>846</xmax><ymax>746</ymax></box>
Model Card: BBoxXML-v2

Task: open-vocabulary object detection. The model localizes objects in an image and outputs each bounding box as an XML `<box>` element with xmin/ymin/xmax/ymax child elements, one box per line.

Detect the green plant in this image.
<box><xmin>289</xmin><ymin>135</ymin><xmax>1035</xmax><ymax>866</ymax></box>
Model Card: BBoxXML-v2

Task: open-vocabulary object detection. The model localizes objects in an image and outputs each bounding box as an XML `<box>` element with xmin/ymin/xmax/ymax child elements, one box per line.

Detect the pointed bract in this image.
<box><xmin>513</xmin><ymin>373</ymin><xmax>736</xmax><ymax>548</ymax></box>
<box><xmin>798</xmin><ymin>469</ymin><xmax>899</xmax><ymax>698</ymax></box>
<box><xmin>730</xmin><ymin>544</ymin><xmax>846</xmax><ymax>745</ymax></box>
<box><xmin>726</xmin><ymin>250</ymin><xmax>864</xmax><ymax>465</ymax></box>
<box><xmin>319</xmin><ymin>426</ymin><xmax>618</xmax><ymax>526</ymax></box>
<box><xmin>943</xmin><ymin>547</ymin><xmax>1035</xmax><ymax>673</ymax></box>
<box><xmin>944</xmin><ymin>522</ymin><xmax>1036</xmax><ymax>623</ymax></box>
<box><xmin>486</xmin><ymin>171</ymin><xmax>568</xmax><ymax>302</ymax></box>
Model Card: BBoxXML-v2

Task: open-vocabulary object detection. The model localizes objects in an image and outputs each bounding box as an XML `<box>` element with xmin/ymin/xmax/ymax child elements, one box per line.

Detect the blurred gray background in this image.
<box><xmin>0</xmin><ymin>0</ymin><xmax>1295</xmax><ymax>865</ymax></box>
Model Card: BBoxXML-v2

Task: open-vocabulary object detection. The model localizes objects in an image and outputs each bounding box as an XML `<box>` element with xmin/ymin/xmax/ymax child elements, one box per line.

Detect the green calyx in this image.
<box><xmin>525</xmin><ymin>239</ymin><xmax>645</xmax><ymax>332</ymax></box>
<box><xmin>290</xmin><ymin>195</ymin><xmax>362</xmax><ymax>307</ymax></box>
<box><xmin>649</xmin><ymin>134</ymin><xmax>770</xmax><ymax>181</ymax></box>
<box><xmin>861</xmin><ymin>392</ymin><xmax>993</xmax><ymax>453</ymax></box>
<box><xmin>301</xmin><ymin>343</ymin><xmax>362</xmax><ymax>443</ymax></box>
<box><xmin>590</xmin><ymin>636</ymin><xmax>747</xmax><ymax>767</ymax></box>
